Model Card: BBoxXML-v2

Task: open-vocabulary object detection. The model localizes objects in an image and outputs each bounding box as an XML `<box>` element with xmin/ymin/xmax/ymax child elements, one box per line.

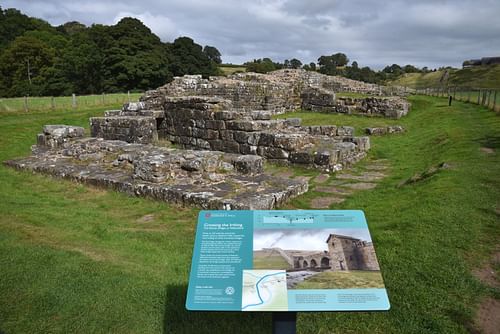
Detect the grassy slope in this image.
<box><xmin>0</xmin><ymin>97</ymin><xmax>499</xmax><ymax>333</ymax></box>
<box><xmin>295</xmin><ymin>271</ymin><xmax>385</xmax><ymax>289</ymax></box>
<box><xmin>253</xmin><ymin>253</ymin><xmax>291</xmax><ymax>270</ymax></box>
<box><xmin>388</xmin><ymin>64</ymin><xmax>500</xmax><ymax>89</ymax></box>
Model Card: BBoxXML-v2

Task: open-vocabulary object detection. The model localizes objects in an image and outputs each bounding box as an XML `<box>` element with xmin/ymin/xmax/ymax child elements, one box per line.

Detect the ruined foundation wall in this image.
<box><xmin>157</xmin><ymin>97</ymin><xmax>370</xmax><ymax>170</ymax></box>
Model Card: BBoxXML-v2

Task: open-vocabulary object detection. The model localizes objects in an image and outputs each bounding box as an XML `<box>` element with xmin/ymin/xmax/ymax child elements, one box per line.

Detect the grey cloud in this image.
<box><xmin>4</xmin><ymin>0</ymin><xmax>500</xmax><ymax>68</ymax></box>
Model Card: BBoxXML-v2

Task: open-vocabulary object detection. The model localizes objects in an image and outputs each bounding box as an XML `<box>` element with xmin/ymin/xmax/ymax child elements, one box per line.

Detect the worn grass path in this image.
<box><xmin>0</xmin><ymin>97</ymin><xmax>499</xmax><ymax>333</ymax></box>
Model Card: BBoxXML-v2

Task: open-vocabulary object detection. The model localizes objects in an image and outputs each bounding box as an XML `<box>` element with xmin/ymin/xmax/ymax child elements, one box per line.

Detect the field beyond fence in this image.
<box><xmin>0</xmin><ymin>92</ymin><xmax>143</xmax><ymax>113</ymax></box>
<box><xmin>415</xmin><ymin>86</ymin><xmax>500</xmax><ymax>112</ymax></box>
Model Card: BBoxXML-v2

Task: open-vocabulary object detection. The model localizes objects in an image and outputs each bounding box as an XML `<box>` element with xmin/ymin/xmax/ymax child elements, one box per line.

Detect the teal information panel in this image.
<box><xmin>186</xmin><ymin>210</ymin><xmax>390</xmax><ymax>311</ymax></box>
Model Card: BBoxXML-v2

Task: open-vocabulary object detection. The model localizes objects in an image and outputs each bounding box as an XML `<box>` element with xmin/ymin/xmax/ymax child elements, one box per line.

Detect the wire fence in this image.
<box><xmin>0</xmin><ymin>92</ymin><xmax>144</xmax><ymax>112</ymax></box>
<box><xmin>414</xmin><ymin>86</ymin><xmax>499</xmax><ymax>112</ymax></box>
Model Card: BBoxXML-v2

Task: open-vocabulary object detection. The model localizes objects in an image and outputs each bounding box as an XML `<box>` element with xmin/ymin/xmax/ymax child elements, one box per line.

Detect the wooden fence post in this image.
<box><xmin>51</xmin><ymin>97</ymin><xmax>55</xmax><ymax>111</ymax></box>
<box><xmin>477</xmin><ymin>90</ymin><xmax>481</xmax><ymax>104</ymax></box>
<box><xmin>493</xmin><ymin>90</ymin><xmax>497</xmax><ymax>111</ymax></box>
<box><xmin>72</xmin><ymin>93</ymin><xmax>77</xmax><ymax>109</ymax></box>
<box><xmin>24</xmin><ymin>96</ymin><xmax>28</xmax><ymax>112</ymax></box>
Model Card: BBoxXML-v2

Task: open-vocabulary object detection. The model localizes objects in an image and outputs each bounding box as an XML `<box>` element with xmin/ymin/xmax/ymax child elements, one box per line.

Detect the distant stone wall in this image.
<box><xmin>302</xmin><ymin>94</ymin><xmax>410</xmax><ymax>119</ymax></box>
<box><xmin>140</xmin><ymin>69</ymin><xmax>409</xmax><ymax>115</ymax></box>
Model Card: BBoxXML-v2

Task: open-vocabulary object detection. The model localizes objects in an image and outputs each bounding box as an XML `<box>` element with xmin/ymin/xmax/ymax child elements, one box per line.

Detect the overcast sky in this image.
<box><xmin>253</xmin><ymin>228</ymin><xmax>372</xmax><ymax>251</ymax></box>
<box><xmin>5</xmin><ymin>0</ymin><xmax>500</xmax><ymax>69</ymax></box>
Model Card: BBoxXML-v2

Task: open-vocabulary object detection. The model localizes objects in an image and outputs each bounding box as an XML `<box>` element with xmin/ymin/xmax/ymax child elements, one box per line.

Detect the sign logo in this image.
<box><xmin>225</xmin><ymin>286</ymin><xmax>235</xmax><ymax>295</ymax></box>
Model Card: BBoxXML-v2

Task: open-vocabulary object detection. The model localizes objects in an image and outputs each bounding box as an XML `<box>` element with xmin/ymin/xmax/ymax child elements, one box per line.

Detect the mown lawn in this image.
<box><xmin>0</xmin><ymin>96</ymin><xmax>499</xmax><ymax>333</ymax></box>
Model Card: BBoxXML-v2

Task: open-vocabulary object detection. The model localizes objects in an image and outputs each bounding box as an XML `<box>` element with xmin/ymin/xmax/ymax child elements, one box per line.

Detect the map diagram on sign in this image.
<box><xmin>241</xmin><ymin>270</ymin><xmax>288</xmax><ymax>311</ymax></box>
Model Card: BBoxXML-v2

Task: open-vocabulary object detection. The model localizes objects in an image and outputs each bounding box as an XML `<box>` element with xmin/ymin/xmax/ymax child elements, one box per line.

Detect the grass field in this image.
<box><xmin>0</xmin><ymin>96</ymin><xmax>499</xmax><ymax>333</ymax></box>
<box><xmin>253</xmin><ymin>251</ymin><xmax>291</xmax><ymax>270</ymax></box>
<box><xmin>294</xmin><ymin>271</ymin><xmax>385</xmax><ymax>289</ymax></box>
<box><xmin>0</xmin><ymin>93</ymin><xmax>143</xmax><ymax>112</ymax></box>
<box><xmin>219</xmin><ymin>65</ymin><xmax>247</xmax><ymax>75</ymax></box>
<box><xmin>387</xmin><ymin>64</ymin><xmax>500</xmax><ymax>89</ymax></box>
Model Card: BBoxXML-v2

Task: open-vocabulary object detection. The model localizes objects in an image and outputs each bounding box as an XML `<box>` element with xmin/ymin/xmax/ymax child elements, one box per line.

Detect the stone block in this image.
<box><xmin>258</xmin><ymin>146</ymin><xmax>289</xmax><ymax>159</ymax></box>
<box><xmin>232</xmin><ymin>155</ymin><xmax>263</xmax><ymax>174</ymax></box>
<box><xmin>284</xmin><ymin>118</ymin><xmax>301</xmax><ymax>127</ymax></box>
<box><xmin>258</xmin><ymin>132</ymin><xmax>275</xmax><ymax>146</ymax></box>
<box><xmin>290</xmin><ymin>152</ymin><xmax>314</xmax><ymax>164</ymax></box>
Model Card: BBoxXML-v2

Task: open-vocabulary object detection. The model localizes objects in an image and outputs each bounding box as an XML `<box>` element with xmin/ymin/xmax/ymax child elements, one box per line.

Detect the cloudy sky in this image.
<box><xmin>5</xmin><ymin>0</ymin><xmax>500</xmax><ymax>69</ymax></box>
<box><xmin>253</xmin><ymin>228</ymin><xmax>372</xmax><ymax>251</ymax></box>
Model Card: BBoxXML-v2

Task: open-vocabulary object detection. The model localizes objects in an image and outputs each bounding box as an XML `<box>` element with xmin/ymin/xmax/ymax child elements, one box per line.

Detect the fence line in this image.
<box><xmin>0</xmin><ymin>91</ymin><xmax>143</xmax><ymax>113</ymax></box>
<box><xmin>414</xmin><ymin>86</ymin><xmax>499</xmax><ymax>112</ymax></box>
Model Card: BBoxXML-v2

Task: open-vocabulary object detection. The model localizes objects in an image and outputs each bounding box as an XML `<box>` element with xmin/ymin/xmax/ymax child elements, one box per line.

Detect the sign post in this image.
<box><xmin>186</xmin><ymin>210</ymin><xmax>390</xmax><ymax>330</ymax></box>
<box><xmin>272</xmin><ymin>312</ymin><xmax>296</xmax><ymax>334</ymax></box>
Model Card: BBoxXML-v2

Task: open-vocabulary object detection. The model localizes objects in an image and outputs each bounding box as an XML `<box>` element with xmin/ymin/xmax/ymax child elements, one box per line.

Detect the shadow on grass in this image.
<box><xmin>474</xmin><ymin>135</ymin><xmax>500</xmax><ymax>149</ymax></box>
<box><xmin>163</xmin><ymin>284</ymin><xmax>270</xmax><ymax>334</ymax></box>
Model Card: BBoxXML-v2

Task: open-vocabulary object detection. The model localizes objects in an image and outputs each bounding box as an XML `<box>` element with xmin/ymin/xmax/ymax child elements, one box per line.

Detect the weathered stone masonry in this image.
<box><xmin>91</xmin><ymin>96</ymin><xmax>370</xmax><ymax>171</ymax></box>
<box><xmin>6</xmin><ymin>125</ymin><xmax>308</xmax><ymax>210</ymax></box>
<box><xmin>4</xmin><ymin>69</ymin><xmax>409</xmax><ymax>210</ymax></box>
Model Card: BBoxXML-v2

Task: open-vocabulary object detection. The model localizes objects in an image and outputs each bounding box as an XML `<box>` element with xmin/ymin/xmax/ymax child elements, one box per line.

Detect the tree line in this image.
<box><xmin>244</xmin><ymin>53</ymin><xmax>439</xmax><ymax>84</ymax></box>
<box><xmin>0</xmin><ymin>7</ymin><xmax>222</xmax><ymax>97</ymax></box>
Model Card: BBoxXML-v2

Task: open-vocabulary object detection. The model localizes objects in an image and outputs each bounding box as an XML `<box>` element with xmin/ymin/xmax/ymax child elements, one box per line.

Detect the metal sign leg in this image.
<box><xmin>272</xmin><ymin>312</ymin><xmax>297</xmax><ymax>334</ymax></box>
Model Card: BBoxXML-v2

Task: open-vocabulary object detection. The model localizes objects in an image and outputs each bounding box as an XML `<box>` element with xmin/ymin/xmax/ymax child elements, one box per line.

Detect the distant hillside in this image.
<box><xmin>387</xmin><ymin>65</ymin><xmax>500</xmax><ymax>89</ymax></box>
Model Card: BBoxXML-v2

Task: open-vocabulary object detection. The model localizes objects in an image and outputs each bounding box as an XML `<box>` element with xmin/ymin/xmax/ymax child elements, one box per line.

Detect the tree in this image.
<box><xmin>168</xmin><ymin>37</ymin><xmax>218</xmax><ymax>78</ymax></box>
<box><xmin>245</xmin><ymin>58</ymin><xmax>277</xmax><ymax>73</ymax></box>
<box><xmin>0</xmin><ymin>7</ymin><xmax>54</xmax><ymax>49</ymax></box>
<box><xmin>0</xmin><ymin>35</ymin><xmax>56</xmax><ymax>96</ymax></box>
<box><xmin>289</xmin><ymin>58</ymin><xmax>302</xmax><ymax>69</ymax></box>
<box><xmin>331</xmin><ymin>53</ymin><xmax>349</xmax><ymax>67</ymax></box>
<box><xmin>318</xmin><ymin>55</ymin><xmax>337</xmax><ymax>75</ymax></box>
<box><xmin>60</xmin><ymin>32</ymin><xmax>103</xmax><ymax>94</ymax></box>
<box><xmin>203</xmin><ymin>45</ymin><xmax>222</xmax><ymax>64</ymax></box>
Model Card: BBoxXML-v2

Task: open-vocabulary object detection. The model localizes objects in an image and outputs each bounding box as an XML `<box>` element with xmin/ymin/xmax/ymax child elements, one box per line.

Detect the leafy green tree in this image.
<box><xmin>289</xmin><ymin>58</ymin><xmax>302</xmax><ymax>69</ymax></box>
<box><xmin>0</xmin><ymin>35</ymin><xmax>56</xmax><ymax>96</ymax></box>
<box><xmin>60</xmin><ymin>32</ymin><xmax>103</xmax><ymax>94</ymax></box>
<box><xmin>0</xmin><ymin>7</ymin><xmax>54</xmax><ymax>49</ymax></box>
<box><xmin>245</xmin><ymin>58</ymin><xmax>277</xmax><ymax>73</ymax></box>
<box><xmin>168</xmin><ymin>37</ymin><xmax>218</xmax><ymax>78</ymax></box>
<box><xmin>101</xmin><ymin>17</ymin><xmax>172</xmax><ymax>91</ymax></box>
<box><xmin>56</xmin><ymin>21</ymin><xmax>86</xmax><ymax>36</ymax></box>
<box><xmin>203</xmin><ymin>45</ymin><xmax>222</xmax><ymax>64</ymax></box>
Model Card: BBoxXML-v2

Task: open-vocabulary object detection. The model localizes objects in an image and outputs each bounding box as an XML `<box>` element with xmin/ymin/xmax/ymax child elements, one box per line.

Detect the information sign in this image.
<box><xmin>186</xmin><ymin>210</ymin><xmax>390</xmax><ymax>312</ymax></box>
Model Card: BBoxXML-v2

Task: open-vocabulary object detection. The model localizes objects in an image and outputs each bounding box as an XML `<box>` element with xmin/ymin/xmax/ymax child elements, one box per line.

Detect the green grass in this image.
<box><xmin>253</xmin><ymin>251</ymin><xmax>291</xmax><ymax>270</ymax></box>
<box><xmin>388</xmin><ymin>64</ymin><xmax>500</xmax><ymax>89</ymax></box>
<box><xmin>218</xmin><ymin>65</ymin><xmax>247</xmax><ymax>75</ymax></box>
<box><xmin>0</xmin><ymin>96</ymin><xmax>499</xmax><ymax>333</ymax></box>
<box><xmin>0</xmin><ymin>93</ymin><xmax>143</xmax><ymax>112</ymax></box>
<box><xmin>274</xmin><ymin>111</ymin><xmax>401</xmax><ymax>135</ymax></box>
<box><xmin>294</xmin><ymin>271</ymin><xmax>385</xmax><ymax>289</ymax></box>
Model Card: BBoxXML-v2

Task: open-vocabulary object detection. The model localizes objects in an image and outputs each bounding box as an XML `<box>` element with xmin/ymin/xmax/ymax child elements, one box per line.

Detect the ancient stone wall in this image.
<box><xmin>157</xmin><ymin>96</ymin><xmax>369</xmax><ymax>170</ymax></box>
<box><xmin>90</xmin><ymin>116</ymin><xmax>158</xmax><ymax>144</ymax></box>
<box><xmin>90</xmin><ymin>96</ymin><xmax>370</xmax><ymax>171</ymax></box>
<box><xmin>140</xmin><ymin>69</ymin><xmax>408</xmax><ymax>116</ymax></box>
<box><xmin>302</xmin><ymin>92</ymin><xmax>410</xmax><ymax>119</ymax></box>
<box><xmin>7</xmin><ymin>126</ymin><xmax>308</xmax><ymax>210</ymax></box>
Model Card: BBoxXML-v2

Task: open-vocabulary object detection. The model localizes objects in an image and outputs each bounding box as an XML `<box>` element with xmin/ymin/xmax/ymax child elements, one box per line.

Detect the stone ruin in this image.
<box><xmin>5</xmin><ymin>69</ymin><xmax>410</xmax><ymax>210</ymax></box>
